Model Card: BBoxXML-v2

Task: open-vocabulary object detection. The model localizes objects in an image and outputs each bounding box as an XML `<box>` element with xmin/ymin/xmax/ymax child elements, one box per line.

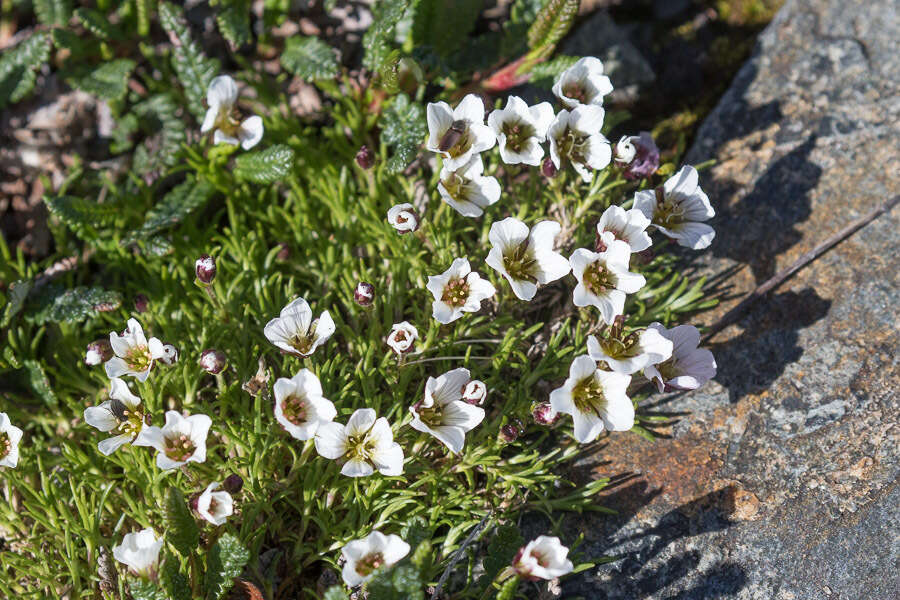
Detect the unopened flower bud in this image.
<box><xmin>189</xmin><ymin>493</ymin><xmax>200</xmax><ymax>513</ymax></box>
<box><xmin>84</xmin><ymin>339</ymin><xmax>113</xmax><ymax>366</ymax></box>
<box><xmin>614</xmin><ymin>136</ymin><xmax>637</xmax><ymax>164</ymax></box>
<box><xmin>531</xmin><ymin>402</ymin><xmax>558</xmax><ymax>426</ymax></box>
<box><xmin>462</xmin><ymin>380</ymin><xmax>487</xmax><ymax>405</ymax></box>
<box><xmin>354</xmin><ymin>282</ymin><xmax>375</xmax><ymax>307</ymax></box>
<box><xmin>276</xmin><ymin>243</ymin><xmax>291</xmax><ymax>261</ymax></box>
<box><xmin>223</xmin><ymin>474</ymin><xmax>244</xmax><ymax>494</ymax></box>
<box><xmin>541</xmin><ymin>156</ymin><xmax>558</xmax><ymax>178</ymax></box>
<box><xmin>195</xmin><ymin>254</ymin><xmax>217</xmax><ymax>284</ymax></box>
<box><xmin>499</xmin><ymin>419</ymin><xmax>523</xmax><ymax>443</ymax></box>
<box><xmin>355</xmin><ymin>145</ymin><xmax>375</xmax><ymax>169</ymax></box>
<box><xmin>199</xmin><ymin>349</ymin><xmax>227</xmax><ymax>374</ymax></box>
<box><xmin>387</xmin><ymin>204</ymin><xmax>418</xmax><ymax>233</ymax></box>
<box><xmin>615</xmin><ymin>131</ymin><xmax>660</xmax><ymax>180</ymax></box>
<box><xmin>160</xmin><ymin>344</ymin><xmax>179</xmax><ymax>366</ymax></box>
<box><xmin>133</xmin><ymin>294</ymin><xmax>149</xmax><ymax>313</ymax></box>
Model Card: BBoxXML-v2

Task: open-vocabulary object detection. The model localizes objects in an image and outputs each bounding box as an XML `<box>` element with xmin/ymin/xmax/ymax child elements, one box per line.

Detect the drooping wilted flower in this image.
<box><xmin>195</xmin><ymin>254</ymin><xmax>217</xmax><ymax>284</ymax></box>
<box><xmin>387</xmin><ymin>203</ymin><xmax>419</xmax><ymax>233</ymax></box>
<box><xmin>112</xmin><ymin>528</ymin><xmax>163</xmax><ymax>577</ymax></box>
<box><xmin>201</xmin><ymin>75</ymin><xmax>263</xmax><ymax>150</ymax></box>
<box><xmin>462</xmin><ymin>379</ymin><xmax>487</xmax><ymax>405</ymax></box>
<box><xmin>195</xmin><ymin>482</ymin><xmax>234</xmax><ymax>526</ymax></box>
<box><xmin>315</xmin><ymin>409</ymin><xmax>404</xmax><ymax>477</ymax></box>
<box><xmin>548</xmin><ymin>105</ymin><xmax>612</xmax><ymax>183</ymax></box>
<box><xmin>550</xmin><ymin>354</ymin><xmax>633</xmax><ymax>443</ymax></box>
<box><xmin>437</xmin><ymin>156</ymin><xmax>501</xmax><ymax>217</ymax></box>
<box><xmin>341</xmin><ymin>531</ymin><xmax>411</xmax><ymax>587</ymax></box>
<box><xmin>354</xmin><ymin>282</ymin><xmax>375</xmax><ymax>307</ymax></box>
<box><xmin>104</xmin><ymin>318</ymin><xmax>167</xmax><ymax>382</ymax></box>
<box><xmin>410</xmin><ymin>367</ymin><xmax>485</xmax><ymax>454</ymax></box>
<box><xmin>487</xmin><ymin>95</ymin><xmax>554</xmax><ymax>166</ymax></box>
<box><xmin>570</xmin><ymin>235</ymin><xmax>646</xmax><ymax>324</ymax></box>
<box><xmin>264</xmin><ymin>297</ymin><xmax>335</xmax><ymax>357</ymax></box>
<box><xmin>531</xmin><ymin>402</ymin><xmax>558</xmax><ymax>426</ymax></box>
<box><xmin>426</xmin><ymin>258</ymin><xmax>496</xmax><ymax>324</ymax></box>
<box><xmin>425</xmin><ymin>94</ymin><xmax>496</xmax><ymax>170</ymax></box>
<box><xmin>512</xmin><ymin>535</ymin><xmax>574</xmax><ymax>581</ymax></box>
<box><xmin>596</xmin><ymin>205</ymin><xmax>652</xmax><ymax>253</ymax></box>
<box><xmin>587</xmin><ymin>318</ymin><xmax>673</xmax><ymax>375</ymax></box>
<box><xmin>0</xmin><ymin>412</ymin><xmax>23</xmax><ymax>468</ymax></box>
<box><xmin>485</xmin><ymin>217</ymin><xmax>570</xmax><ymax>301</ymax></box>
<box><xmin>633</xmin><ymin>166</ymin><xmax>715</xmax><ymax>250</ymax></box>
<box><xmin>273</xmin><ymin>368</ymin><xmax>336</xmax><ymax>441</ymax></box>
<box><xmin>386</xmin><ymin>321</ymin><xmax>418</xmax><ymax>355</ymax></box>
<box><xmin>552</xmin><ymin>57</ymin><xmax>613</xmax><ymax>109</ymax></box>
<box><xmin>133</xmin><ymin>411</ymin><xmax>212</xmax><ymax>470</ymax></box>
<box><xmin>83</xmin><ymin>378</ymin><xmax>147</xmax><ymax>456</ymax></box>
<box><xmin>642</xmin><ymin>323</ymin><xmax>717</xmax><ymax>392</ymax></box>
<box><xmin>84</xmin><ymin>338</ymin><xmax>113</xmax><ymax>366</ymax></box>
<box><xmin>199</xmin><ymin>349</ymin><xmax>227</xmax><ymax>374</ymax></box>
<box><xmin>614</xmin><ymin>131</ymin><xmax>660</xmax><ymax>180</ymax></box>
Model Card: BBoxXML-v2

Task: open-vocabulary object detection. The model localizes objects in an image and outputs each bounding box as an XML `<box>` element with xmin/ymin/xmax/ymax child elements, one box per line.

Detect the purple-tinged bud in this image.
<box><xmin>199</xmin><ymin>349</ymin><xmax>227</xmax><ymax>374</ymax></box>
<box><xmin>354</xmin><ymin>282</ymin><xmax>375</xmax><ymax>307</ymax></box>
<box><xmin>195</xmin><ymin>254</ymin><xmax>217</xmax><ymax>284</ymax></box>
<box><xmin>541</xmin><ymin>156</ymin><xmax>558</xmax><ymax>178</ymax></box>
<box><xmin>189</xmin><ymin>493</ymin><xmax>200</xmax><ymax>513</ymax></box>
<box><xmin>133</xmin><ymin>294</ymin><xmax>149</xmax><ymax>313</ymax></box>
<box><xmin>84</xmin><ymin>339</ymin><xmax>113</xmax><ymax>366</ymax></box>
<box><xmin>462</xmin><ymin>380</ymin><xmax>487</xmax><ymax>405</ymax></box>
<box><xmin>531</xmin><ymin>402</ymin><xmax>558</xmax><ymax>426</ymax></box>
<box><xmin>355</xmin><ymin>145</ymin><xmax>375</xmax><ymax>169</ymax></box>
<box><xmin>276</xmin><ymin>243</ymin><xmax>291</xmax><ymax>261</ymax></box>
<box><xmin>615</xmin><ymin>132</ymin><xmax>660</xmax><ymax>180</ymax></box>
<box><xmin>160</xmin><ymin>344</ymin><xmax>179</xmax><ymax>366</ymax></box>
<box><xmin>499</xmin><ymin>419</ymin><xmax>523</xmax><ymax>443</ymax></box>
<box><xmin>223</xmin><ymin>474</ymin><xmax>244</xmax><ymax>494</ymax></box>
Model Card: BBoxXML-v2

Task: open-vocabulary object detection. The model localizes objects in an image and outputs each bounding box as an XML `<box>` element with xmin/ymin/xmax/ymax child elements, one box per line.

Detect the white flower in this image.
<box><xmin>485</xmin><ymin>217</ymin><xmax>570</xmax><ymax>301</ymax></box>
<box><xmin>426</xmin><ymin>258</ymin><xmax>496</xmax><ymax>324</ymax></box>
<box><xmin>104</xmin><ymin>318</ymin><xmax>166</xmax><ymax>382</ymax></box>
<box><xmin>615</xmin><ymin>135</ymin><xmax>637</xmax><ymax>164</ymax></box>
<box><xmin>386</xmin><ymin>321</ymin><xmax>418</xmax><ymax>355</ymax></box>
<box><xmin>195</xmin><ymin>482</ymin><xmax>234</xmax><ymax>526</ymax></box>
<box><xmin>0</xmin><ymin>412</ymin><xmax>23</xmax><ymax>468</ymax></box>
<box><xmin>159</xmin><ymin>344</ymin><xmax>178</xmax><ymax>366</ymax></box>
<box><xmin>513</xmin><ymin>535</ymin><xmax>574</xmax><ymax>581</ymax></box>
<box><xmin>570</xmin><ymin>237</ymin><xmax>646</xmax><ymax>324</ymax></box>
<box><xmin>587</xmin><ymin>326</ymin><xmax>673</xmax><ymax>375</ymax></box>
<box><xmin>550</xmin><ymin>354</ymin><xmax>633</xmax><ymax>443</ymax></box>
<box><xmin>264</xmin><ymin>297</ymin><xmax>335</xmax><ymax>357</ymax></box>
<box><xmin>315</xmin><ymin>408</ymin><xmax>404</xmax><ymax>477</ymax></box>
<box><xmin>410</xmin><ymin>367</ymin><xmax>485</xmax><ymax>454</ymax></box>
<box><xmin>548</xmin><ymin>105</ymin><xmax>611</xmax><ymax>182</ymax></box>
<box><xmin>633</xmin><ymin>165</ymin><xmax>715</xmax><ymax>250</ymax></box>
<box><xmin>112</xmin><ymin>528</ymin><xmax>163</xmax><ymax>577</ymax></box>
<box><xmin>552</xmin><ymin>57</ymin><xmax>613</xmax><ymax>109</ymax></box>
<box><xmin>387</xmin><ymin>203</ymin><xmax>419</xmax><ymax>233</ymax></box>
<box><xmin>462</xmin><ymin>379</ymin><xmax>487</xmax><ymax>405</ymax></box>
<box><xmin>425</xmin><ymin>94</ymin><xmax>496</xmax><ymax>170</ymax></box>
<box><xmin>201</xmin><ymin>75</ymin><xmax>264</xmax><ymax>150</ymax></box>
<box><xmin>273</xmin><ymin>369</ymin><xmax>337</xmax><ymax>440</ymax></box>
<box><xmin>437</xmin><ymin>156</ymin><xmax>501</xmax><ymax>217</ymax></box>
<box><xmin>643</xmin><ymin>323</ymin><xmax>717</xmax><ymax>392</ymax></box>
<box><xmin>597</xmin><ymin>205</ymin><xmax>652</xmax><ymax>253</ymax></box>
<box><xmin>133</xmin><ymin>410</ymin><xmax>212</xmax><ymax>470</ymax></box>
<box><xmin>83</xmin><ymin>378</ymin><xmax>147</xmax><ymax>456</ymax></box>
<box><xmin>486</xmin><ymin>96</ymin><xmax>555</xmax><ymax>166</ymax></box>
<box><xmin>341</xmin><ymin>530</ymin><xmax>411</xmax><ymax>587</ymax></box>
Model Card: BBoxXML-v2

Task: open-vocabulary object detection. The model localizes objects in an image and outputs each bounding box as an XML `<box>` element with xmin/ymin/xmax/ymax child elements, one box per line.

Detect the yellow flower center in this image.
<box><xmin>571</xmin><ymin>375</ymin><xmax>607</xmax><ymax>417</ymax></box>
<box><xmin>441</xmin><ymin>277</ymin><xmax>470</xmax><ymax>308</ymax></box>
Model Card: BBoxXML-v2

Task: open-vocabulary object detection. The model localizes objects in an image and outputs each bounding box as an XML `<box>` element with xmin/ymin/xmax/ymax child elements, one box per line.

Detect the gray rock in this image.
<box><xmin>559</xmin><ymin>0</ymin><xmax>900</xmax><ymax>598</ymax></box>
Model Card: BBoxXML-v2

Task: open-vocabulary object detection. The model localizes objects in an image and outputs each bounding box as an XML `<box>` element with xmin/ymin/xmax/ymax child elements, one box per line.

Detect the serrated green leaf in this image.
<box><xmin>124</xmin><ymin>177</ymin><xmax>215</xmax><ymax>244</ymax></box>
<box><xmin>482</xmin><ymin>524</ymin><xmax>523</xmax><ymax>582</ymax></box>
<box><xmin>204</xmin><ymin>533</ymin><xmax>250</xmax><ymax>600</ymax></box>
<box><xmin>0</xmin><ymin>33</ymin><xmax>51</xmax><ymax>108</ymax></box>
<box><xmin>165</xmin><ymin>488</ymin><xmax>199</xmax><ymax>557</ymax></box>
<box><xmin>280</xmin><ymin>36</ymin><xmax>339</xmax><ymax>82</ymax></box>
<box><xmin>411</xmin><ymin>0</ymin><xmax>482</xmax><ymax>59</ymax></box>
<box><xmin>45</xmin><ymin>195</ymin><xmax>119</xmax><ymax>242</ymax></box>
<box><xmin>362</xmin><ymin>0</ymin><xmax>411</xmax><ymax>71</ymax></box>
<box><xmin>527</xmin><ymin>0</ymin><xmax>578</xmax><ymax>58</ymax></box>
<box><xmin>64</xmin><ymin>59</ymin><xmax>136</xmax><ymax>100</ymax></box>
<box><xmin>25</xmin><ymin>285</ymin><xmax>122</xmax><ymax>325</ymax></box>
<box><xmin>234</xmin><ymin>144</ymin><xmax>295</xmax><ymax>183</ymax></box>
<box><xmin>367</xmin><ymin>564</ymin><xmax>423</xmax><ymax>600</ymax></box>
<box><xmin>159</xmin><ymin>2</ymin><xmax>220</xmax><ymax>121</ymax></box>
<box><xmin>129</xmin><ymin>579</ymin><xmax>167</xmax><ymax>600</ymax></box>
<box><xmin>23</xmin><ymin>359</ymin><xmax>57</xmax><ymax>407</ymax></box>
<box><xmin>323</xmin><ymin>586</ymin><xmax>348</xmax><ymax>600</ymax></box>
<box><xmin>51</xmin><ymin>29</ymin><xmax>97</xmax><ymax>58</ymax></box>
<box><xmin>136</xmin><ymin>0</ymin><xmax>155</xmax><ymax>36</ymax></box>
<box><xmin>131</xmin><ymin>93</ymin><xmax>187</xmax><ymax>173</ymax></box>
<box><xmin>1</xmin><ymin>280</ymin><xmax>33</xmax><ymax>328</ymax></box>
<box><xmin>74</xmin><ymin>7</ymin><xmax>119</xmax><ymax>39</ymax></box>
<box><xmin>217</xmin><ymin>0</ymin><xmax>252</xmax><ymax>47</ymax></box>
<box><xmin>33</xmin><ymin>0</ymin><xmax>72</xmax><ymax>26</ymax></box>
<box><xmin>162</xmin><ymin>556</ymin><xmax>191</xmax><ymax>600</ymax></box>
<box><xmin>381</xmin><ymin>94</ymin><xmax>425</xmax><ymax>174</ymax></box>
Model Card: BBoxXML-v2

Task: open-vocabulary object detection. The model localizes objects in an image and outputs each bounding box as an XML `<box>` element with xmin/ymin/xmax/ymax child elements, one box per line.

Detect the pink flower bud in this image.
<box><xmin>84</xmin><ymin>339</ymin><xmax>113</xmax><ymax>366</ymax></box>
<box><xmin>133</xmin><ymin>294</ymin><xmax>149</xmax><ymax>313</ymax></box>
<box><xmin>355</xmin><ymin>145</ymin><xmax>375</xmax><ymax>169</ymax></box>
<box><xmin>499</xmin><ymin>419</ymin><xmax>523</xmax><ymax>443</ymax></box>
<box><xmin>531</xmin><ymin>402</ymin><xmax>558</xmax><ymax>426</ymax></box>
<box><xmin>541</xmin><ymin>157</ymin><xmax>558</xmax><ymax>178</ymax></box>
<box><xmin>354</xmin><ymin>282</ymin><xmax>375</xmax><ymax>307</ymax></box>
<box><xmin>199</xmin><ymin>349</ymin><xmax>227</xmax><ymax>374</ymax></box>
<box><xmin>462</xmin><ymin>380</ymin><xmax>487</xmax><ymax>405</ymax></box>
<box><xmin>195</xmin><ymin>254</ymin><xmax>217</xmax><ymax>284</ymax></box>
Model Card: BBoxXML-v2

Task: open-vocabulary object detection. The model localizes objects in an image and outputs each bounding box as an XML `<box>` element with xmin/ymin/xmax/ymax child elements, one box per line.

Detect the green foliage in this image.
<box><xmin>0</xmin><ymin>33</ymin><xmax>51</xmax><ymax>108</ymax></box>
<box><xmin>362</xmin><ymin>0</ymin><xmax>411</xmax><ymax>71</ymax></box>
<box><xmin>323</xmin><ymin>587</ymin><xmax>348</xmax><ymax>600</ymax></box>
<box><xmin>46</xmin><ymin>195</ymin><xmax>119</xmax><ymax>242</ymax></box>
<box><xmin>123</xmin><ymin>177</ymin><xmax>216</xmax><ymax>244</ymax></box>
<box><xmin>162</xmin><ymin>557</ymin><xmax>192</xmax><ymax>600</ymax></box>
<box><xmin>412</xmin><ymin>0</ymin><xmax>482</xmax><ymax>59</ymax></box>
<box><xmin>136</xmin><ymin>0</ymin><xmax>156</xmax><ymax>37</ymax></box>
<box><xmin>25</xmin><ymin>286</ymin><xmax>123</xmax><ymax>325</ymax></box>
<box><xmin>23</xmin><ymin>359</ymin><xmax>58</xmax><ymax>407</ymax></box>
<box><xmin>74</xmin><ymin>7</ymin><xmax>120</xmax><ymax>39</ymax></box>
<box><xmin>233</xmin><ymin>144</ymin><xmax>295</xmax><ymax>183</ymax></box>
<box><xmin>482</xmin><ymin>524</ymin><xmax>524</xmax><ymax>583</ymax></box>
<box><xmin>496</xmin><ymin>576</ymin><xmax>520</xmax><ymax>600</ymax></box>
<box><xmin>130</xmin><ymin>579</ymin><xmax>168</xmax><ymax>600</ymax></box>
<box><xmin>131</xmin><ymin>93</ymin><xmax>188</xmax><ymax>174</ymax></box>
<box><xmin>527</xmin><ymin>0</ymin><xmax>579</xmax><ymax>58</ymax></box>
<box><xmin>204</xmin><ymin>533</ymin><xmax>250</xmax><ymax>600</ymax></box>
<box><xmin>280</xmin><ymin>36</ymin><xmax>340</xmax><ymax>82</ymax></box>
<box><xmin>367</xmin><ymin>564</ymin><xmax>424</xmax><ymax>600</ymax></box>
<box><xmin>216</xmin><ymin>0</ymin><xmax>252</xmax><ymax>47</ymax></box>
<box><xmin>33</xmin><ymin>0</ymin><xmax>72</xmax><ymax>26</ymax></box>
<box><xmin>1</xmin><ymin>280</ymin><xmax>34</xmax><ymax>328</ymax></box>
<box><xmin>159</xmin><ymin>1</ymin><xmax>221</xmax><ymax>121</ymax></box>
<box><xmin>165</xmin><ymin>488</ymin><xmax>200</xmax><ymax>557</ymax></box>
<box><xmin>64</xmin><ymin>59</ymin><xmax>136</xmax><ymax>100</ymax></box>
<box><xmin>529</xmin><ymin>54</ymin><xmax>579</xmax><ymax>87</ymax></box>
<box><xmin>381</xmin><ymin>94</ymin><xmax>426</xmax><ymax>174</ymax></box>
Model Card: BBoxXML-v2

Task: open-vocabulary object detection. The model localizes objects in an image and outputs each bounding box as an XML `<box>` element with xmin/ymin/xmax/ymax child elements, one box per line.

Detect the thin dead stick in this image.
<box><xmin>703</xmin><ymin>195</ymin><xmax>899</xmax><ymax>342</ymax></box>
<box><xmin>402</xmin><ymin>355</ymin><xmax>494</xmax><ymax>366</ymax></box>
<box><xmin>431</xmin><ymin>512</ymin><xmax>493</xmax><ymax>599</ymax></box>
